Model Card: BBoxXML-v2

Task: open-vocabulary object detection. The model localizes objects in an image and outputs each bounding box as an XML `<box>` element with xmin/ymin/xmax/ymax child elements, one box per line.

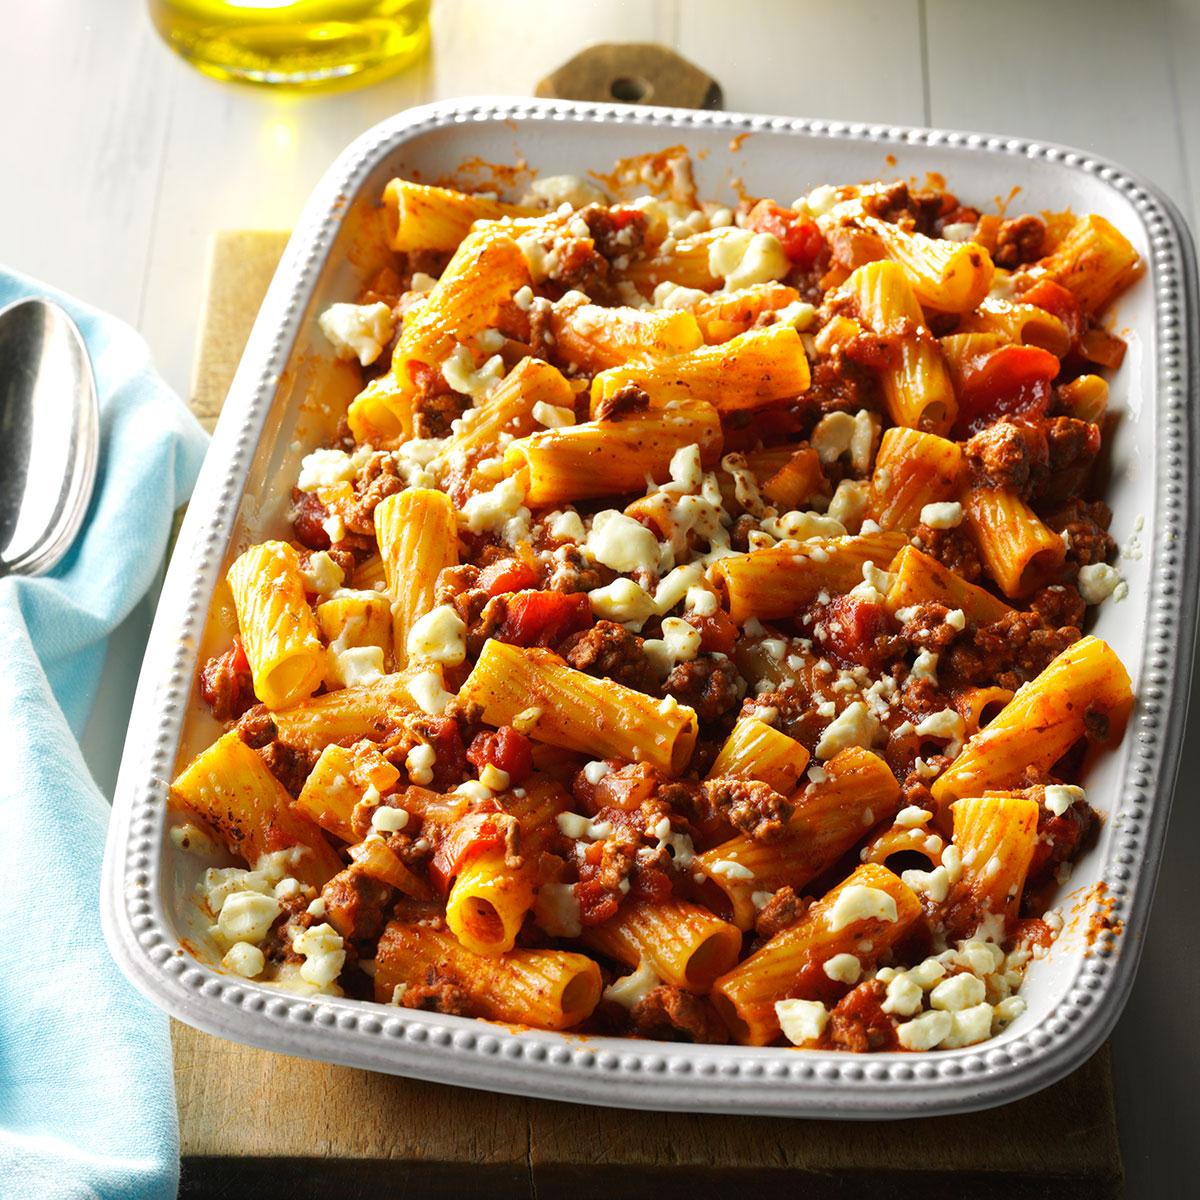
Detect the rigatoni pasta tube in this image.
<box><xmin>696</xmin><ymin>746</ymin><xmax>901</xmax><ymax>930</ymax></box>
<box><xmin>761</xmin><ymin>447</ymin><xmax>828</xmax><ymax>511</ymax></box>
<box><xmin>171</xmin><ymin>730</ymin><xmax>342</xmax><ymax>886</ymax></box>
<box><xmin>956</xmin><ymin>685</ymin><xmax>1015</xmax><ymax>737</ymax></box>
<box><xmin>884</xmin><ymin>545</ymin><xmax>1013</xmax><ymax>626</ymax></box>
<box><xmin>714</xmin><ymin>531</ymin><xmax>906</xmax><ymax>624</ymax></box>
<box><xmin>588</xmin><ymin>324</ymin><xmax>810</xmax><ymax>416</ymax></box>
<box><xmin>957</xmin><ymin>298</ymin><xmax>1071</xmax><ymax>357</ymax></box>
<box><xmin>711</xmin><ymin>863</ymin><xmax>922</xmax><ymax>1045</ymax></box>
<box><xmin>861</xmin><ymin>216</ymin><xmax>995</xmax><ymax>313</ymax></box>
<box><xmin>434</xmin><ymin>356</ymin><xmax>574</xmax><ymax>474</ymax></box>
<box><xmin>1037</xmin><ymin>214</ymin><xmax>1140</xmax><ymax>313</ymax></box>
<box><xmin>271</xmin><ymin>669</ymin><xmax>429</xmax><ymax>751</ymax></box>
<box><xmin>346</xmin><ymin>375</ymin><xmax>417</xmax><ymax>447</ymax></box>
<box><xmin>707</xmin><ymin>718</ymin><xmax>811</xmax><ymax>796</ymax></box>
<box><xmin>375</xmin><ymin>488</ymin><xmax>458</xmax><ymax>667</ymax></box>
<box><xmin>933</xmin><ymin>635</ymin><xmax>1132</xmax><ymax>805</ymax></box>
<box><xmin>393</xmin><ymin>228</ymin><xmax>529</xmax><ymax>388</ymax></box>
<box><xmin>226</xmin><ymin>541</ymin><xmax>325</xmax><ymax>710</ymax></box>
<box><xmin>550</xmin><ymin>303</ymin><xmax>702</xmax><ymax>372</ymax></box>
<box><xmin>458</xmin><ymin>640</ymin><xmax>699</xmax><ymax>775</ymax></box>
<box><xmin>624</xmin><ymin>229</ymin><xmax>724</xmax><ymax>294</ymax></box>
<box><xmin>942</xmin><ymin>794</ymin><xmax>1040</xmax><ymax>939</ymax></box>
<box><xmin>869</xmin><ymin>427</ymin><xmax>963</xmax><ymax>531</ymax></box>
<box><xmin>445</xmin><ymin>776</ymin><xmax>568</xmax><ymax>956</ymax></box>
<box><xmin>292</xmin><ymin>740</ymin><xmax>399</xmax><ymax>843</ymax></box>
<box><xmin>963</xmin><ymin>486</ymin><xmax>1065</xmax><ymax>598</ymax></box>
<box><xmin>317</xmin><ymin>591</ymin><xmax>393</xmax><ymax>682</ymax></box>
<box><xmin>690</xmin><ymin>282</ymin><xmax>800</xmax><ymax>343</ymax></box>
<box><xmin>374</xmin><ymin>922</ymin><xmax>601</xmax><ymax>1031</ymax></box>
<box><xmin>1056</xmin><ymin>374</ymin><xmax>1109</xmax><ymax>424</ymax></box>
<box><xmin>383</xmin><ymin>180</ymin><xmax>535</xmax><ymax>253</ymax></box>
<box><xmin>503</xmin><ymin>399</ymin><xmax>722</xmax><ymax>506</ymax></box>
<box><xmin>844</xmin><ymin>261</ymin><xmax>957</xmax><ymax>435</ymax></box>
<box><xmin>582</xmin><ymin>899</ymin><xmax>741</xmax><ymax>991</ymax></box>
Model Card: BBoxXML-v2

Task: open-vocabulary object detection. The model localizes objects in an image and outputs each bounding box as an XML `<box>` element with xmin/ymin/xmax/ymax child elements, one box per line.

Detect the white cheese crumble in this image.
<box><xmin>371</xmin><ymin>805</ymin><xmax>410</xmax><ymax>834</ymax></box>
<box><xmin>814</xmin><ymin>700</ymin><xmax>881</xmax><ymax>760</ymax></box>
<box><xmin>216</xmin><ymin>891</ymin><xmax>280</xmax><ymax>945</ymax></box>
<box><xmin>709</xmin><ymin>858</ymin><xmax>755</xmax><ymax>881</ymax></box>
<box><xmin>291</xmin><ymin>923</ymin><xmax>346</xmax><ymax>989</ymax></box>
<box><xmin>406</xmin><ymin>668</ymin><xmax>451</xmax><ymax>715</ymax></box>
<box><xmin>603</xmin><ymin>960</ymin><xmax>661</xmax><ymax>1010</ymax></box>
<box><xmin>708</xmin><ymin>228</ymin><xmax>789</xmax><ymax>290</ymax></box>
<box><xmin>405</xmin><ymin>743</ymin><xmax>436</xmax><ymax>786</ymax></box>
<box><xmin>536</xmin><ymin>882</ymin><xmax>583</xmax><ymax>937</ymax></box>
<box><xmin>1044</xmin><ymin>783</ymin><xmax>1085</xmax><ymax>817</ymax></box>
<box><xmin>586</xmin><ymin>510</ymin><xmax>660</xmax><ymax>573</ymax></box>
<box><xmin>1077</xmin><ymin>562</ymin><xmax>1124</xmax><ymax>605</ymax></box>
<box><xmin>532</xmin><ymin>400</ymin><xmax>576</xmax><ymax>428</ymax></box>
<box><xmin>526</xmin><ymin>174</ymin><xmax>607</xmax><ymax>209</ymax></box>
<box><xmin>442</xmin><ymin>343</ymin><xmax>505</xmax><ymax>400</ymax></box>
<box><xmin>775</xmin><ymin>998</ymin><xmax>829</xmax><ymax>1046</ymax></box>
<box><xmin>896</xmin><ymin>1009</ymin><xmax>953</xmax><ymax>1051</ymax></box>
<box><xmin>915</xmin><ymin>708</ymin><xmax>966</xmax><ymax>758</ymax></box>
<box><xmin>827</xmin><ymin>885</ymin><xmax>898</xmax><ymax>933</ymax></box>
<box><xmin>919</xmin><ymin>500</ymin><xmax>964</xmax><ymax>529</ymax></box>
<box><xmin>221</xmin><ymin>942</ymin><xmax>266</xmax><ymax>979</ymax></box>
<box><xmin>461</xmin><ymin>474</ymin><xmax>528</xmax><ymax>535</ymax></box>
<box><xmin>327</xmin><ymin>644</ymin><xmax>385</xmax><ymax>690</ymax></box>
<box><xmin>479</xmin><ymin>764</ymin><xmax>511</xmax><ymax>792</ymax></box>
<box><xmin>588</xmin><ymin>577</ymin><xmax>657</xmax><ymax>627</ymax></box>
<box><xmin>297</xmin><ymin>444</ymin><xmax>374</xmax><ymax>492</ymax></box>
<box><xmin>556</xmin><ymin>812</ymin><xmax>615</xmax><ymax>841</ymax></box>
<box><xmin>822</xmin><ymin>953</ymin><xmax>863</xmax><ymax>985</ymax></box>
<box><xmin>895</xmin><ymin>805</ymin><xmax>932</xmax><ymax>828</ymax></box>
<box><xmin>318</xmin><ymin>301</ymin><xmax>395</xmax><ymax>367</ymax></box>
<box><xmin>406</xmin><ymin>604</ymin><xmax>467</xmax><ymax>665</ymax></box>
<box><xmin>300</xmin><ymin>550</ymin><xmax>344</xmax><ymax>596</ymax></box>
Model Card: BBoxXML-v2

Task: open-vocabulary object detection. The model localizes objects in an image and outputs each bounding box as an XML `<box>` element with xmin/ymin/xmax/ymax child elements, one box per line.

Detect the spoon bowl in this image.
<box><xmin>0</xmin><ymin>298</ymin><xmax>99</xmax><ymax>576</ymax></box>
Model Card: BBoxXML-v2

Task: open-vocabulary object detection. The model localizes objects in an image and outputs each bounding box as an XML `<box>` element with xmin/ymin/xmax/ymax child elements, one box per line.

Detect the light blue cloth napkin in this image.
<box><xmin>0</xmin><ymin>269</ymin><xmax>208</xmax><ymax>1199</ymax></box>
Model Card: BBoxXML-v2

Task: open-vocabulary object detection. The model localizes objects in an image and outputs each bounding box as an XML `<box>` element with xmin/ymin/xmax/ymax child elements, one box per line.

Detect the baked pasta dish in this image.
<box><xmin>171</xmin><ymin>151</ymin><xmax>1138</xmax><ymax>1053</ymax></box>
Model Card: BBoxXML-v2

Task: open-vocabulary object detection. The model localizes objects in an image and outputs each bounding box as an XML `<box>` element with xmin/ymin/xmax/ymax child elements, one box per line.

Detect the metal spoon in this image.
<box><xmin>0</xmin><ymin>298</ymin><xmax>99</xmax><ymax>576</ymax></box>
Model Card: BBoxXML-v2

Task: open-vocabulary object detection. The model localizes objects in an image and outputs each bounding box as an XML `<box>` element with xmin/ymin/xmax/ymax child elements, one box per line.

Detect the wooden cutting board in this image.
<box><xmin>174</xmin><ymin>231</ymin><xmax>1123</xmax><ymax>1199</ymax></box>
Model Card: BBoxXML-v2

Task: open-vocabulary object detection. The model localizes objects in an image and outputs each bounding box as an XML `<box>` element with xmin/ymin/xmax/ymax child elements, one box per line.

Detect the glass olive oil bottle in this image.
<box><xmin>149</xmin><ymin>0</ymin><xmax>431</xmax><ymax>90</ymax></box>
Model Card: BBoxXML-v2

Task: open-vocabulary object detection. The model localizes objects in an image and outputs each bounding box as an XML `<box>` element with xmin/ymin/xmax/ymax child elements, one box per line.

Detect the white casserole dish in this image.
<box><xmin>101</xmin><ymin>97</ymin><xmax>1199</xmax><ymax>1118</ymax></box>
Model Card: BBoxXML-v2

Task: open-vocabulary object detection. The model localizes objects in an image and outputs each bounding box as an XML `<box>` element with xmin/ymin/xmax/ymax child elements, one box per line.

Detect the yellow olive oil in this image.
<box><xmin>148</xmin><ymin>0</ymin><xmax>431</xmax><ymax>90</ymax></box>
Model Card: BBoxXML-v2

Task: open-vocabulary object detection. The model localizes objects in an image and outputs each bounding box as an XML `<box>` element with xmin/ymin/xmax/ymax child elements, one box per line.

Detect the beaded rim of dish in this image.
<box><xmin>112</xmin><ymin>97</ymin><xmax>1196</xmax><ymax>1113</ymax></box>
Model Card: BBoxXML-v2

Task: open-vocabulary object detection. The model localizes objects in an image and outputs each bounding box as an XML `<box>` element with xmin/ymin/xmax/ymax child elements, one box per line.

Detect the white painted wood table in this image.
<box><xmin>3</xmin><ymin>1</ymin><xmax>1197</xmax><ymax>1193</ymax></box>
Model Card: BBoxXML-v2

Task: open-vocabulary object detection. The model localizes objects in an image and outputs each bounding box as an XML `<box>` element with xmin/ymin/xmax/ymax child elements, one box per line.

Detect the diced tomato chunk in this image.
<box><xmin>746</xmin><ymin>199</ymin><xmax>826</xmax><ymax>267</ymax></box>
<box><xmin>952</xmin><ymin>344</ymin><xmax>1060</xmax><ymax>437</ymax></box>
<box><xmin>631</xmin><ymin>865</ymin><xmax>673</xmax><ymax>904</ymax></box>
<box><xmin>292</xmin><ymin>489</ymin><xmax>331</xmax><ymax>550</ymax></box>
<box><xmin>466</xmin><ymin>726</ymin><xmax>534</xmax><ymax>785</ymax></box>
<box><xmin>198</xmin><ymin>638</ymin><xmax>255</xmax><ymax>721</ymax></box>
<box><xmin>687</xmin><ymin>609</ymin><xmax>738</xmax><ymax>656</ymax></box>
<box><xmin>478</xmin><ymin>557</ymin><xmax>539</xmax><ymax>597</ymax></box>
<box><xmin>814</xmin><ymin>596</ymin><xmax>891</xmax><ymax>670</ymax></box>
<box><xmin>428</xmin><ymin>807</ymin><xmax>506</xmax><ymax>891</ymax></box>
<box><xmin>495</xmin><ymin>591</ymin><xmax>592</xmax><ymax>648</ymax></box>
<box><xmin>574</xmin><ymin>878</ymin><xmax>621</xmax><ymax>926</ymax></box>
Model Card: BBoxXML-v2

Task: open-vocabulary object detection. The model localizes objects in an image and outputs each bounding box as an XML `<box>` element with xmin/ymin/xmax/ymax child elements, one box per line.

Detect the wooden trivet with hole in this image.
<box><xmin>172</xmin><ymin>230</ymin><xmax>1122</xmax><ymax>1200</ymax></box>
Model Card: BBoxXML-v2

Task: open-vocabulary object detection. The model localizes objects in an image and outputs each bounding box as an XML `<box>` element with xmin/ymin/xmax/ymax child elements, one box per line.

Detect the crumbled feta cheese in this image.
<box><xmin>775</xmin><ymin>998</ymin><xmax>829</xmax><ymax>1046</ymax></box>
<box><xmin>532</xmin><ymin>400</ymin><xmax>576</xmax><ymax>428</ymax></box>
<box><xmin>827</xmin><ymin>884</ymin><xmax>898</xmax><ymax>933</ymax></box>
<box><xmin>895</xmin><ymin>805</ymin><xmax>932</xmax><ymax>828</ymax></box>
<box><xmin>994</xmin><ymin>995</ymin><xmax>1026</xmax><ymax>1027</ymax></box>
<box><xmin>292</xmin><ymin>923</ymin><xmax>346</xmax><ymax>988</ymax></box>
<box><xmin>822</xmin><ymin>953</ymin><xmax>862</xmax><ymax>985</ymax></box>
<box><xmin>1077</xmin><ymin>562</ymin><xmax>1123</xmax><ymax>605</ymax></box>
<box><xmin>410</xmin><ymin>271</ymin><xmax>438</xmax><ymax>293</ymax></box>
<box><xmin>910</xmin><ymin>650</ymin><xmax>939</xmax><ymax>685</ymax></box>
<box><xmin>371</xmin><ymin>805</ymin><xmax>410</xmax><ymax>834</ymax></box>
<box><xmin>300</xmin><ymin>550</ymin><xmax>344</xmax><ymax>596</ymax></box>
<box><xmin>454</xmin><ymin>780</ymin><xmax>493</xmax><ymax>803</ymax></box>
<box><xmin>327</xmin><ymin>644</ymin><xmax>385</xmax><ymax>690</ymax></box>
<box><xmin>708</xmin><ymin>228</ymin><xmax>789</xmax><ymax>290</ymax></box>
<box><xmin>828</xmin><ymin>479</ymin><xmax>871</xmax><ymax>528</ymax></box>
<box><xmin>941</xmin><ymin>1002</ymin><xmax>994</xmax><ymax>1048</ymax></box>
<box><xmin>319</xmin><ymin>302</ymin><xmax>395</xmax><ymax>367</ymax></box>
<box><xmin>915</xmin><ymin>708</ymin><xmax>966</xmax><ymax>757</ymax></box>
<box><xmin>406</xmin><ymin>668</ymin><xmax>451</xmax><ymax>715</ymax></box>
<box><xmin>442</xmin><ymin>343</ymin><xmax>505</xmax><ymax>400</ymax></box>
<box><xmin>814</xmin><ymin>701</ymin><xmax>881</xmax><ymax>759</ymax></box>
<box><xmin>526</xmin><ymin>174</ymin><xmax>607</xmax><ymax>209</ymax></box>
<box><xmin>930</xmin><ymin>972</ymin><xmax>987</xmax><ymax>1012</ymax></box>
<box><xmin>546</xmin><ymin>509</ymin><xmax>586</xmax><ymax>542</ymax></box>
<box><xmin>643</xmin><ymin>616</ymin><xmax>702</xmax><ymax>676</ymax></box>
<box><xmin>405</xmin><ymin>743</ymin><xmax>436</xmax><ymax>786</ymax></box>
<box><xmin>297</xmin><ymin>445</ymin><xmax>372</xmax><ymax>492</ymax></box>
<box><xmin>479</xmin><ymin>764</ymin><xmax>510</xmax><ymax>792</ymax></box>
<box><xmin>512</xmin><ymin>706</ymin><xmax>542</xmax><ymax>734</ymax></box>
<box><xmin>882</xmin><ymin>972</ymin><xmax>924</xmax><ymax>1016</ymax></box>
<box><xmin>1044</xmin><ymin>783</ymin><xmax>1085</xmax><ymax>817</ymax></box>
<box><xmin>919</xmin><ymin>501</ymin><xmax>963</xmax><ymax>529</ymax></box>
<box><xmin>407</xmin><ymin>604</ymin><xmax>467</xmax><ymax>666</ymax></box>
<box><xmin>222</xmin><ymin>942</ymin><xmax>266</xmax><ymax>978</ymax></box>
<box><xmin>896</xmin><ymin>1009</ymin><xmax>952</xmax><ymax>1050</ymax></box>
<box><xmin>901</xmin><ymin>865</ymin><xmax>951</xmax><ymax>903</ymax></box>
<box><xmin>170</xmin><ymin>821</ymin><xmax>220</xmax><ymax>858</ymax></box>
<box><xmin>589</xmin><ymin>577</ymin><xmax>658</xmax><ymax>627</ymax></box>
<box><xmin>461</xmin><ymin>474</ymin><xmax>527</xmax><ymax>535</ymax></box>
<box><xmin>556</xmin><ymin>812</ymin><xmax>614</xmax><ymax>841</ymax></box>
<box><xmin>653</xmin><ymin>281</ymin><xmax>710</xmax><ymax>310</ymax></box>
<box><xmin>216</xmin><ymin>891</ymin><xmax>280</xmax><ymax>945</ymax></box>
<box><xmin>603</xmin><ymin>960</ymin><xmax>661</xmax><ymax>1009</ymax></box>
<box><xmin>585</xmin><ymin>510</ymin><xmax>661</xmax><ymax>573</ymax></box>
<box><xmin>536</xmin><ymin>882</ymin><xmax>583</xmax><ymax>937</ymax></box>
<box><xmin>583</xmin><ymin>760</ymin><xmax>611</xmax><ymax>786</ymax></box>
<box><xmin>811</xmin><ymin>411</ymin><xmax>857</xmax><ymax>465</ymax></box>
